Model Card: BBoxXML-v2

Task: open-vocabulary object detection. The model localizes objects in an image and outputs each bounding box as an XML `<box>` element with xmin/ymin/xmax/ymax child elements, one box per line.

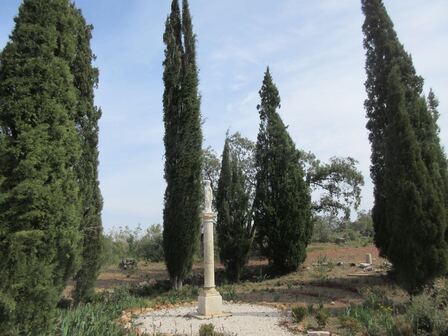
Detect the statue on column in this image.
<box><xmin>204</xmin><ymin>180</ymin><xmax>213</xmax><ymax>213</ymax></box>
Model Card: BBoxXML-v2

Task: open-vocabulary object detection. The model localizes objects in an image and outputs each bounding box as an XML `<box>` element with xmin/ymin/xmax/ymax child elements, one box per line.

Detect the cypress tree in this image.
<box><xmin>362</xmin><ymin>0</ymin><xmax>423</xmax><ymax>256</ymax></box>
<box><xmin>362</xmin><ymin>0</ymin><xmax>448</xmax><ymax>291</ymax></box>
<box><xmin>382</xmin><ymin>66</ymin><xmax>447</xmax><ymax>291</ymax></box>
<box><xmin>216</xmin><ymin>138</ymin><xmax>252</xmax><ymax>282</ymax></box>
<box><xmin>162</xmin><ymin>0</ymin><xmax>202</xmax><ymax>289</ymax></box>
<box><xmin>0</xmin><ymin>0</ymin><xmax>81</xmax><ymax>333</ymax></box>
<box><xmin>253</xmin><ymin>68</ymin><xmax>311</xmax><ymax>274</ymax></box>
<box><xmin>71</xmin><ymin>5</ymin><xmax>103</xmax><ymax>304</ymax></box>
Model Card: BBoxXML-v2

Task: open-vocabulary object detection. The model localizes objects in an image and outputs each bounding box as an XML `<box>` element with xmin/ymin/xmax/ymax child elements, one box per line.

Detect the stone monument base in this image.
<box><xmin>197</xmin><ymin>288</ymin><xmax>223</xmax><ymax>317</ymax></box>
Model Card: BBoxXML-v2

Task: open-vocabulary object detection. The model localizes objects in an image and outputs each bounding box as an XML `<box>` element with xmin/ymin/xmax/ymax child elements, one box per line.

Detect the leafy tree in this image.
<box><xmin>303</xmin><ymin>153</ymin><xmax>364</xmax><ymax>223</ymax></box>
<box><xmin>162</xmin><ymin>0</ymin><xmax>202</xmax><ymax>289</ymax></box>
<box><xmin>70</xmin><ymin>4</ymin><xmax>103</xmax><ymax>305</ymax></box>
<box><xmin>0</xmin><ymin>0</ymin><xmax>82</xmax><ymax>333</ymax></box>
<box><xmin>216</xmin><ymin>138</ymin><xmax>253</xmax><ymax>282</ymax></box>
<box><xmin>137</xmin><ymin>224</ymin><xmax>165</xmax><ymax>263</ymax></box>
<box><xmin>362</xmin><ymin>0</ymin><xmax>448</xmax><ymax>291</ymax></box>
<box><xmin>253</xmin><ymin>68</ymin><xmax>311</xmax><ymax>274</ymax></box>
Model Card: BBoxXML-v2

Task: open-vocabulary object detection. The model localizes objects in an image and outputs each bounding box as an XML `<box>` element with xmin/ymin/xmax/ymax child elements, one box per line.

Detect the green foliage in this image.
<box><xmin>315</xmin><ymin>304</ymin><xmax>330</xmax><ymax>328</ymax></box>
<box><xmin>216</xmin><ymin>138</ymin><xmax>253</xmax><ymax>282</ymax></box>
<box><xmin>303</xmin><ymin>153</ymin><xmax>364</xmax><ymax>221</ymax></box>
<box><xmin>405</xmin><ymin>289</ymin><xmax>448</xmax><ymax>335</ymax></box>
<box><xmin>253</xmin><ymin>68</ymin><xmax>311</xmax><ymax>274</ymax></box>
<box><xmin>199</xmin><ymin>324</ymin><xmax>216</xmax><ymax>336</ymax></box>
<box><xmin>382</xmin><ymin>66</ymin><xmax>448</xmax><ymax>292</ymax></box>
<box><xmin>291</xmin><ymin>306</ymin><xmax>307</xmax><ymax>323</ymax></box>
<box><xmin>53</xmin><ymin>287</ymin><xmax>145</xmax><ymax>336</ymax></box>
<box><xmin>163</xmin><ymin>0</ymin><xmax>202</xmax><ymax>289</ymax></box>
<box><xmin>71</xmin><ymin>3</ymin><xmax>103</xmax><ymax>305</ymax></box>
<box><xmin>362</xmin><ymin>0</ymin><xmax>448</xmax><ymax>292</ymax></box>
<box><xmin>0</xmin><ymin>0</ymin><xmax>84</xmax><ymax>333</ymax></box>
<box><xmin>99</xmin><ymin>225</ymin><xmax>164</xmax><ymax>267</ymax></box>
<box><xmin>137</xmin><ymin>224</ymin><xmax>164</xmax><ymax>262</ymax></box>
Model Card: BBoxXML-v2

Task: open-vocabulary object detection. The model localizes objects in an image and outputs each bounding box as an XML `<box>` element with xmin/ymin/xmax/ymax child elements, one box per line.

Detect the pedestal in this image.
<box><xmin>197</xmin><ymin>211</ymin><xmax>222</xmax><ymax>317</ymax></box>
<box><xmin>198</xmin><ymin>288</ymin><xmax>223</xmax><ymax>316</ymax></box>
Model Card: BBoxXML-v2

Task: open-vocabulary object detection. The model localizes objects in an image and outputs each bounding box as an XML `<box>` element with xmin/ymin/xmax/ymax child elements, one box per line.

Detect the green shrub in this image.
<box><xmin>221</xmin><ymin>285</ymin><xmax>237</xmax><ymax>301</ymax></box>
<box><xmin>291</xmin><ymin>306</ymin><xmax>307</xmax><ymax>323</ymax></box>
<box><xmin>199</xmin><ymin>324</ymin><xmax>216</xmax><ymax>336</ymax></box>
<box><xmin>53</xmin><ymin>286</ymin><xmax>146</xmax><ymax>336</ymax></box>
<box><xmin>307</xmin><ymin>303</ymin><xmax>315</xmax><ymax>315</ymax></box>
<box><xmin>406</xmin><ymin>293</ymin><xmax>448</xmax><ymax>335</ymax></box>
<box><xmin>316</xmin><ymin>306</ymin><xmax>329</xmax><ymax>328</ymax></box>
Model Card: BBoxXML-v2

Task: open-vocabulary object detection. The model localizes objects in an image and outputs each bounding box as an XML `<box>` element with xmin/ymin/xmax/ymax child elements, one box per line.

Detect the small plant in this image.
<box><xmin>307</xmin><ymin>303</ymin><xmax>315</xmax><ymax>315</ymax></box>
<box><xmin>221</xmin><ymin>285</ymin><xmax>237</xmax><ymax>301</ymax></box>
<box><xmin>315</xmin><ymin>305</ymin><xmax>329</xmax><ymax>328</ymax></box>
<box><xmin>313</xmin><ymin>255</ymin><xmax>334</xmax><ymax>282</ymax></box>
<box><xmin>199</xmin><ymin>323</ymin><xmax>215</xmax><ymax>336</ymax></box>
<box><xmin>272</xmin><ymin>292</ymin><xmax>280</xmax><ymax>302</ymax></box>
<box><xmin>291</xmin><ymin>306</ymin><xmax>307</xmax><ymax>323</ymax></box>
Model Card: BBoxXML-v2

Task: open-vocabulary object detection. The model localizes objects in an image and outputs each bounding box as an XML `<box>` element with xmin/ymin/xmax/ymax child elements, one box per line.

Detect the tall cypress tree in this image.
<box><xmin>362</xmin><ymin>0</ymin><xmax>423</xmax><ymax>256</ymax></box>
<box><xmin>253</xmin><ymin>68</ymin><xmax>311</xmax><ymax>274</ymax></box>
<box><xmin>362</xmin><ymin>0</ymin><xmax>448</xmax><ymax>291</ymax></box>
<box><xmin>382</xmin><ymin>66</ymin><xmax>447</xmax><ymax>291</ymax></box>
<box><xmin>162</xmin><ymin>0</ymin><xmax>202</xmax><ymax>289</ymax></box>
<box><xmin>216</xmin><ymin>138</ymin><xmax>252</xmax><ymax>282</ymax></box>
<box><xmin>71</xmin><ymin>5</ymin><xmax>103</xmax><ymax>304</ymax></box>
<box><xmin>0</xmin><ymin>0</ymin><xmax>81</xmax><ymax>333</ymax></box>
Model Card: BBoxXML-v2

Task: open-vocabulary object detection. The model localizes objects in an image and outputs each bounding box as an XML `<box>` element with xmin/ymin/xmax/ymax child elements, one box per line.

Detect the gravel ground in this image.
<box><xmin>134</xmin><ymin>303</ymin><xmax>295</xmax><ymax>336</ymax></box>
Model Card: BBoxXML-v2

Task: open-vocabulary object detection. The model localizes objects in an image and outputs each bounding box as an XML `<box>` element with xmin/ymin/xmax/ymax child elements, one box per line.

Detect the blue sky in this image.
<box><xmin>1</xmin><ymin>0</ymin><xmax>447</xmax><ymax>232</ymax></box>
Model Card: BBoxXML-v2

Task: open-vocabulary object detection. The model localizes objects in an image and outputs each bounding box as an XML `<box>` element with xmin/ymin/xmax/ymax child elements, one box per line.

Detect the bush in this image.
<box><xmin>291</xmin><ymin>306</ymin><xmax>307</xmax><ymax>323</ymax></box>
<box><xmin>198</xmin><ymin>323</ymin><xmax>227</xmax><ymax>336</ymax></box>
<box><xmin>199</xmin><ymin>324</ymin><xmax>215</xmax><ymax>336</ymax></box>
<box><xmin>137</xmin><ymin>225</ymin><xmax>164</xmax><ymax>262</ymax></box>
<box><xmin>406</xmin><ymin>292</ymin><xmax>448</xmax><ymax>335</ymax></box>
<box><xmin>316</xmin><ymin>305</ymin><xmax>329</xmax><ymax>328</ymax></box>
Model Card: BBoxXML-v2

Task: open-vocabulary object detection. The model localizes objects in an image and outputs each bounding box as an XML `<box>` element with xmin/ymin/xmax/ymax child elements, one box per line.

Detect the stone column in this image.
<box><xmin>198</xmin><ymin>211</ymin><xmax>222</xmax><ymax>316</ymax></box>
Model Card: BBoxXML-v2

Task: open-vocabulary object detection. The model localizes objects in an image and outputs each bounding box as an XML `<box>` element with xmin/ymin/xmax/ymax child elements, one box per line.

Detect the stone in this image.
<box><xmin>359</xmin><ymin>263</ymin><xmax>371</xmax><ymax>269</ymax></box>
<box><xmin>307</xmin><ymin>331</ymin><xmax>330</xmax><ymax>336</ymax></box>
<box><xmin>366</xmin><ymin>253</ymin><xmax>372</xmax><ymax>264</ymax></box>
<box><xmin>198</xmin><ymin>288</ymin><xmax>223</xmax><ymax>316</ymax></box>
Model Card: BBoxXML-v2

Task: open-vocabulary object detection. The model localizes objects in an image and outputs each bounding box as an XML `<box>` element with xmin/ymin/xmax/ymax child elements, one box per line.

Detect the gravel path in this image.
<box><xmin>134</xmin><ymin>303</ymin><xmax>295</xmax><ymax>336</ymax></box>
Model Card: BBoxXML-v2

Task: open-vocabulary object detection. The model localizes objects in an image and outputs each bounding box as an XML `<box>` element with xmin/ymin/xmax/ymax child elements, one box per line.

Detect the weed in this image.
<box><xmin>313</xmin><ymin>255</ymin><xmax>334</xmax><ymax>282</ymax></box>
<box><xmin>221</xmin><ymin>285</ymin><xmax>238</xmax><ymax>301</ymax></box>
<box><xmin>291</xmin><ymin>306</ymin><xmax>307</xmax><ymax>323</ymax></box>
<box><xmin>315</xmin><ymin>306</ymin><xmax>329</xmax><ymax>328</ymax></box>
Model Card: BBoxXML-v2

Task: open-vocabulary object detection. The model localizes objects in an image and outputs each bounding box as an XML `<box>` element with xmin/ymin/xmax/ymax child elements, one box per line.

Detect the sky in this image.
<box><xmin>1</xmin><ymin>0</ymin><xmax>447</xmax><ymax>232</ymax></box>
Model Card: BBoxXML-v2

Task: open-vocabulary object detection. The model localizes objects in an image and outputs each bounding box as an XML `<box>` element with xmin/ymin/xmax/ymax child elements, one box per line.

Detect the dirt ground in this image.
<box><xmin>66</xmin><ymin>243</ymin><xmax>408</xmax><ymax>334</ymax></box>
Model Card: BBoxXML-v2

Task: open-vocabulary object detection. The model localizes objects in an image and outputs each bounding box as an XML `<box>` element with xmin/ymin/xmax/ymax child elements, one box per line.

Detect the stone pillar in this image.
<box><xmin>366</xmin><ymin>253</ymin><xmax>372</xmax><ymax>265</ymax></box>
<box><xmin>197</xmin><ymin>211</ymin><xmax>222</xmax><ymax>316</ymax></box>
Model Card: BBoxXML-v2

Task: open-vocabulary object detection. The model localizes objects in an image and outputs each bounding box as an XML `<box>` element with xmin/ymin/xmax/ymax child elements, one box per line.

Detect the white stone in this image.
<box><xmin>204</xmin><ymin>180</ymin><xmax>213</xmax><ymax>213</ymax></box>
<box><xmin>307</xmin><ymin>332</ymin><xmax>330</xmax><ymax>336</ymax></box>
<box><xmin>366</xmin><ymin>253</ymin><xmax>372</xmax><ymax>264</ymax></box>
<box><xmin>198</xmin><ymin>288</ymin><xmax>223</xmax><ymax>316</ymax></box>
